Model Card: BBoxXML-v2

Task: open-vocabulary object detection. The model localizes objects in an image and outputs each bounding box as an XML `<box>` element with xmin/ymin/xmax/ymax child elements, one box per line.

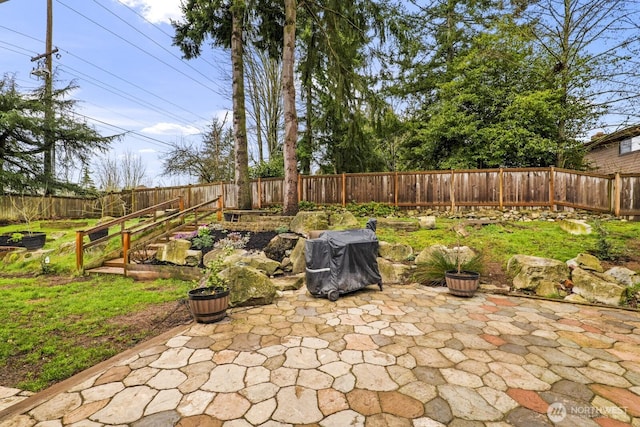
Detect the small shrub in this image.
<box><xmin>347</xmin><ymin>201</ymin><xmax>398</xmax><ymax>217</ymax></box>
<box><xmin>413</xmin><ymin>248</ymin><xmax>483</xmax><ymax>286</ymax></box>
<box><xmin>298</xmin><ymin>201</ymin><xmax>317</xmax><ymax>211</ymax></box>
<box><xmin>192</xmin><ymin>226</ymin><xmax>214</xmax><ymax>249</ymax></box>
<box><xmin>589</xmin><ymin>220</ymin><xmax>621</xmax><ymax>261</ymax></box>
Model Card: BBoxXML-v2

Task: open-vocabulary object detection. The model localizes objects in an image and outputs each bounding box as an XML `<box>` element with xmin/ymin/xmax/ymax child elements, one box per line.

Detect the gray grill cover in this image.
<box><xmin>305</xmin><ymin>227</ymin><xmax>382</xmax><ymax>298</ymax></box>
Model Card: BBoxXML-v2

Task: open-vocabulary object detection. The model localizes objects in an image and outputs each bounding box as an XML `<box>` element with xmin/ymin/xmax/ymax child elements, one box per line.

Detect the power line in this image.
<box><xmin>91</xmin><ymin>0</ymin><xmax>222</xmax><ymax>91</ymax></box>
<box><xmin>55</xmin><ymin>0</ymin><xmax>225</xmax><ymax>97</ymax></box>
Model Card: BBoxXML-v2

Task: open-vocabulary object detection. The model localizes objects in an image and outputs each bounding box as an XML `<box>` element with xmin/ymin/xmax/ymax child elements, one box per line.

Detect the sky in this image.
<box><xmin>0</xmin><ymin>0</ymin><xmax>231</xmax><ymax>187</ymax></box>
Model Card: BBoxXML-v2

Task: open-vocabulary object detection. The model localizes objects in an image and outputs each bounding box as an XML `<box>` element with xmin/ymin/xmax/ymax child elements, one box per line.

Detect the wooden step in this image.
<box><xmin>104</xmin><ymin>257</ymin><xmax>125</xmax><ymax>267</ymax></box>
<box><xmin>86</xmin><ymin>266</ymin><xmax>125</xmax><ymax>276</ymax></box>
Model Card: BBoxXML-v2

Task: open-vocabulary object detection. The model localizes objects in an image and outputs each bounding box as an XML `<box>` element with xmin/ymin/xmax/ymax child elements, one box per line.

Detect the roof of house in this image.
<box><xmin>586</xmin><ymin>124</ymin><xmax>640</xmax><ymax>150</ymax></box>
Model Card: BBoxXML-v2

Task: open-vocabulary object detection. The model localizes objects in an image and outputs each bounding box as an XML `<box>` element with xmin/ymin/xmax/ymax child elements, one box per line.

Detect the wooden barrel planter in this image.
<box><xmin>444</xmin><ymin>270</ymin><xmax>480</xmax><ymax>297</ymax></box>
<box><xmin>187</xmin><ymin>286</ymin><xmax>230</xmax><ymax>323</ymax></box>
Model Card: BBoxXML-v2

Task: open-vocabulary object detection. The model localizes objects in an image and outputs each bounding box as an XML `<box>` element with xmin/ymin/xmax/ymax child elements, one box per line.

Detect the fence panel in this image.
<box><xmin>453</xmin><ymin>170</ymin><xmax>501</xmax><ymax>207</ymax></box>
<box><xmin>501</xmin><ymin>169</ymin><xmax>550</xmax><ymax>207</ymax></box>
<box><xmin>620</xmin><ymin>174</ymin><xmax>640</xmax><ymax>215</ymax></box>
<box><xmin>554</xmin><ymin>169</ymin><xmax>610</xmax><ymax>212</ymax></box>
<box><xmin>345</xmin><ymin>173</ymin><xmax>395</xmax><ymax>204</ymax></box>
<box><xmin>301</xmin><ymin>175</ymin><xmax>342</xmax><ymax>205</ymax></box>
<box><xmin>255</xmin><ymin>178</ymin><xmax>284</xmax><ymax>207</ymax></box>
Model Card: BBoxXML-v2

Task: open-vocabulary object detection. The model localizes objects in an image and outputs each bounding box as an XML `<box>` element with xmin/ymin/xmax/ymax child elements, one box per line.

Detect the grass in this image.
<box><xmin>375</xmin><ymin>217</ymin><xmax>632</xmax><ymax>267</ymax></box>
<box><xmin>0</xmin><ymin>274</ymin><xmax>191</xmax><ymax>391</ymax></box>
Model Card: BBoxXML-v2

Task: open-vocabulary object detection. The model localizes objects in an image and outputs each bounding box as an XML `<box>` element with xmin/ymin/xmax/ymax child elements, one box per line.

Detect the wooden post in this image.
<box><xmin>188</xmin><ymin>185</ymin><xmax>192</xmax><ymax>208</ymax></box>
<box><xmin>499</xmin><ymin>168</ymin><xmax>504</xmax><ymax>211</ymax></box>
<box><xmin>342</xmin><ymin>173</ymin><xmax>346</xmax><ymax>207</ymax></box>
<box><xmin>549</xmin><ymin>166</ymin><xmax>555</xmax><ymax>211</ymax></box>
<box><xmin>394</xmin><ymin>172</ymin><xmax>399</xmax><ymax>207</ymax></box>
<box><xmin>179</xmin><ymin>195</ymin><xmax>184</xmax><ymax>211</ymax></box>
<box><xmin>75</xmin><ymin>231</ymin><xmax>83</xmax><ymax>272</ymax></box>
<box><xmin>130</xmin><ymin>188</ymin><xmax>135</xmax><ymax>214</ymax></box>
<box><xmin>122</xmin><ymin>231</ymin><xmax>130</xmax><ymax>277</ymax></box>
<box><xmin>297</xmin><ymin>175</ymin><xmax>302</xmax><ymax>203</ymax></box>
<box><xmin>220</xmin><ymin>182</ymin><xmax>225</xmax><ymax>209</ymax></box>
<box><xmin>258</xmin><ymin>177</ymin><xmax>262</xmax><ymax>209</ymax></box>
<box><xmin>614</xmin><ymin>173</ymin><xmax>621</xmax><ymax>217</ymax></box>
<box><xmin>450</xmin><ymin>169</ymin><xmax>456</xmax><ymax>212</ymax></box>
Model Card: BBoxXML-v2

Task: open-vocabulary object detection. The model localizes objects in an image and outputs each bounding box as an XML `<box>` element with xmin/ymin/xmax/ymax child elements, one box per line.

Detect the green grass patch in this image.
<box><xmin>0</xmin><ymin>275</ymin><xmax>191</xmax><ymax>391</ymax></box>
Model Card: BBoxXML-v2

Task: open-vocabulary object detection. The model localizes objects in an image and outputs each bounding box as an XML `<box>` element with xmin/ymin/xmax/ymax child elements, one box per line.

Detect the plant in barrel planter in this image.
<box><xmin>187</xmin><ymin>248</ymin><xmax>232</xmax><ymax>323</ymax></box>
<box><xmin>413</xmin><ymin>246</ymin><xmax>483</xmax><ymax>297</ymax></box>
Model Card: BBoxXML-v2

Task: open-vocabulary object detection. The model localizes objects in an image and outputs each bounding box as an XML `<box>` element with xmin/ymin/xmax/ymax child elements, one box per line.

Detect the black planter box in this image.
<box><xmin>0</xmin><ymin>231</ymin><xmax>46</xmax><ymax>250</ymax></box>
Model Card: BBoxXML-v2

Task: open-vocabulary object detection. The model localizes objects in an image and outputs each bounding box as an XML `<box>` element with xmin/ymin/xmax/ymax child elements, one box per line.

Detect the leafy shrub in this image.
<box><xmin>347</xmin><ymin>201</ymin><xmax>399</xmax><ymax>217</ymax></box>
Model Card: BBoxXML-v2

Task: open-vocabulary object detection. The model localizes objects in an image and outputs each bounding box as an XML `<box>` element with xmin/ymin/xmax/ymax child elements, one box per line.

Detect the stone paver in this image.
<box><xmin>1</xmin><ymin>284</ymin><xmax>640</xmax><ymax>426</ymax></box>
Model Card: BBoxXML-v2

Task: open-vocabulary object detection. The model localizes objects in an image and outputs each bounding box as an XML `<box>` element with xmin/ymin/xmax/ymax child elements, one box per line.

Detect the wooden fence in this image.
<box><xmin>1</xmin><ymin>167</ymin><xmax>639</xmax><ymax>221</ymax></box>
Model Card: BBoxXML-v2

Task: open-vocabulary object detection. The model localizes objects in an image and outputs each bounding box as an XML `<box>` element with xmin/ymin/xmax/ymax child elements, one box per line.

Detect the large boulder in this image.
<box><xmin>219</xmin><ymin>265</ymin><xmax>277</xmax><ymax>307</ymax></box>
<box><xmin>271</xmin><ymin>273</ymin><xmax>305</xmax><ymax>291</ymax></box>
<box><xmin>571</xmin><ymin>267</ymin><xmax>626</xmax><ymax>306</ymax></box>
<box><xmin>157</xmin><ymin>239</ymin><xmax>201</xmax><ymax>266</ymax></box>
<box><xmin>419</xmin><ymin>216</ymin><xmax>437</xmax><ymax>230</ymax></box>
<box><xmin>560</xmin><ymin>219</ymin><xmax>592</xmax><ymax>235</ymax></box>
<box><xmin>506</xmin><ymin>255</ymin><xmax>570</xmax><ymax>291</ymax></box>
<box><xmin>329</xmin><ymin>211</ymin><xmax>360</xmax><ymax>229</ymax></box>
<box><xmin>377</xmin><ymin>258</ymin><xmax>411</xmax><ymax>284</ymax></box>
<box><xmin>290</xmin><ymin>238</ymin><xmax>307</xmax><ymax>274</ymax></box>
<box><xmin>289</xmin><ymin>211</ymin><xmax>330</xmax><ymax>237</ymax></box>
<box><xmin>605</xmin><ymin>266</ymin><xmax>640</xmax><ymax>287</ymax></box>
<box><xmin>378</xmin><ymin>241</ymin><xmax>413</xmax><ymax>262</ymax></box>
<box><xmin>263</xmin><ymin>233</ymin><xmax>300</xmax><ymax>262</ymax></box>
<box><xmin>226</xmin><ymin>251</ymin><xmax>282</xmax><ymax>276</ymax></box>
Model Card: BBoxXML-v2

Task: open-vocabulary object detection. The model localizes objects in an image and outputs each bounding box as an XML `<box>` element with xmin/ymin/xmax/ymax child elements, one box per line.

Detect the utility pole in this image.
<box><xmin>31</xmin><ymin>0</ymin><xmax>56</xmax><ymax>194</ymax></box>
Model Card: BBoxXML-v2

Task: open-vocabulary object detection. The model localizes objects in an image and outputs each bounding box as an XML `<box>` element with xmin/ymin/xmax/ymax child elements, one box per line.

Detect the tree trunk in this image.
<box><xmin>282</xmin><ymin>0</ymin><xmax>299</xmax><ymax>216</ymax></box>
<box><xmin>232</xmin><ymin>0</ymin><xmax>251</xmax><ymax>209</ymax></box>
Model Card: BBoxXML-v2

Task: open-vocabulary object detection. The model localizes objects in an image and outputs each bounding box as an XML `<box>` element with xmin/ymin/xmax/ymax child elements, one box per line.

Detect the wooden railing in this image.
<box><xmin>75</xmin><ymin>196</ymin><xmax>223</xmax><ymax>274</ymax></box>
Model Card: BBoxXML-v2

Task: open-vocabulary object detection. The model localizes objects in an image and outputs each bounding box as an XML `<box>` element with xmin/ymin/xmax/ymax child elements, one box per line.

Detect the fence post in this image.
<box><xmin>342</xmin><ymin>173</ymin><xmax>346</xmax><ymax>207</ymax></box>
<box><xmin>75</xmin><ymin>231</ymin><xmax>84</xmax><ymax>272</ymax></box>
<box><xmin>499</xmin><ymin>168</ymin><xmax>504</xmax><ymax>211</ymax></box>
<box><xmin>614</xmin><ymin>173</ymin><xmax>621</xmax><ymax>217</ymax></box>
<box><xmin>549</xmin><ymin>166</ymin><xmax>555</xmax><ymax>211</ymax></box>
<box><xmin>179</xmin><ymin>196</ymin><xmax>184</xmax><ymax>211</ymax></box>
<box><xmin>122</xmin><ymin>231</ymin><xmax>130</xmax><ymax>277</ymax></box>
<box><xmin>450</xmin><ymin>170</ymin><xmax>456</xmax><ymax>212</ymax></box>
<box><xmin>394</xmin><ymin>172</ymin><xmax>399</xmax><ymax>207</ymax></box>
<box><xmin>258</xmin><ymin>177</ymin><xmax>262</xmax><ymax>209</ymax></box>
<box><xmin>217</xmin><ymin>197</ymin><xmax>223</xmax><ymax>221</ymax></box>
<box><xmin>297</xmin><ymin>175</ymin><xmax>302</xmax><ymax>203</ymax></box>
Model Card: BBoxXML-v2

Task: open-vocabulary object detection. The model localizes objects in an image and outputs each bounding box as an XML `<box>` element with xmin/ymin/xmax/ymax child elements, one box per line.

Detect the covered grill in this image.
<box><xmin>305</xmin><ymin>219</ymin><xmax>383</xmax><ymax>301</ymax></box>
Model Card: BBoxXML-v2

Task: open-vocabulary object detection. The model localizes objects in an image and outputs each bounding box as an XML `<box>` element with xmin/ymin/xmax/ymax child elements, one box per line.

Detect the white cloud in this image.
<box><xmin>138</xmin><ymin>148</ymin><xmax>157</xmax><ymax>153</ymax></box>
<box><xmin>141</xmin><ymin>122</ymin><xmax>200</xmax><ymax>135</ymax></box>
<box><xmin>117</xmin><ymin>0</ymin><xmax>183</xmax><ymax>24</ymax></box>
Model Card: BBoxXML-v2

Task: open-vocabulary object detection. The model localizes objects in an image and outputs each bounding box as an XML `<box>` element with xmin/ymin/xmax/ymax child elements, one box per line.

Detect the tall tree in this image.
<box><xmin>526</xmin><ymin>0</ymin><xmax>640</xmax><ymax>166</ymax></box>
<box><xmin>173</xmin><ymin>0</ymin><xmax>252</xmax><ymax>209</ymax></box>
<box><xmin>0</xmin><ymin>75</ymin><xmax>113</xmax><ymax>195</ymax></box>
<box><xmin>282</xmin><ymin>0</ymin><xmax>298</xmax><ymax>215</ymax></box>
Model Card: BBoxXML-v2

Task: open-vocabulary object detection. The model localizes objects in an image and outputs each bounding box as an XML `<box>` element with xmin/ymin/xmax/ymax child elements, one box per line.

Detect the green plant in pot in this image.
<box><xmin>187</xmin><ymin>247</ymin><xmax>232</xmax><ymax>323</ymax></box>
<box><xmin>413</xmin><ymin>245</ymin><xmax>483</xmax><ymax>297</ymax></box>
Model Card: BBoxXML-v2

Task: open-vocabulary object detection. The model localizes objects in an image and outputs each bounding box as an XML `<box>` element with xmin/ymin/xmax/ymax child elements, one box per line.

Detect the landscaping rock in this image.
<box><xmin>290</xmin><ymin>238</ymin><xmax>307</xmax><ymax>274</ymax></box>
<box><xmin>569</xmin><ymin>253</ymin><xmax>604</xmax><ymax>272</ymax></box>
<box><xmin>564</xmin><ymin>293</ymin><xmax>589</xmax><ymax>303</ymax></box>
<box><xmin>219</xmin><ymin>265</ymin><xmax>277</xmax><ymax>307</ymax></box>
<box><xmin>415</xmin><ymin>244</ymin><xmax>449</xmax><ymax>265</ymax></box>
<box><xmin>571</xmin><ymin>267</ymin><xmax>626</xmax><ymax>306</ymax></box>
<box><xmin>157</xmin><ymin>239</ymin><xmax>197</xmax><ymax>266</ymax></box>
<box><xmin>227</xmin><ymin>251</ymin><xmax>283</xmax><ymax>276</ymax></box>
<box><xmin>329</xmin><ymin>211</ymin><xmax>359</xmax><ymax>228</ymax></box>
<box><xmin>289</xmin><ymin>211</ymin><xmax>329</xmax><ymax>237</ymax></box>
<box><xmin>415</xmin><ymin>244</ymin><xmax>477</xmax><ymax>266</ymax></box>
<box><xmin>263</xmin><ymin>233</ymin><xmax>299</xmax><ymax>262</ymax></box>
<box><xmin>560</xmin><ymin>219</ymin><xmax>592</xmax><ymax>235</ymax></box>
<box><xmin>506</xmin><ymin>255</ymin><xmax>570</xmax><ymax>291</ymax></box>
<box><xmin>378</xmin><ymin>241</ymin><xmax>413</xmax><ymax>262</ymax></box>
<box><xmin>605</xmin><ymin>266</ymin><xmax>640</xmax><ymax>287</ymax></box>
<box><xmin>377</xmin><ymin>218</ymin><xmax>420</xmax><ymax>232</ymax></box>
<box><xmin>271</xmin><ymin>273</ymin><xmax>305</xmax><ymax>291</ymax></box>
<box><xmin>377</xmin><ymin>258</ymin><xmax>411</xmax><ymax>284</ymax></box>
<box><xmin>419</xmin><ymin>216</ymin><xmax>437</xmax><ymax>229</ymax></box>
<box><xmin>535</xmin><ymin>280</ymin><xmax>562</xmax><ymax>297</ymax></box>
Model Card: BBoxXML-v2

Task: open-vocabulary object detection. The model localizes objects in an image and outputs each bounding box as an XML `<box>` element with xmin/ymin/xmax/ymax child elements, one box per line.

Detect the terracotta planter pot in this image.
<box><xmin>187</xmin><ymin>286</ymin><xmax>230</xmax><ymax>323</ymax></box>
<box><xmin>445</xmin><ymin>270</ymin><xmax>480</xmax><ymax>297</ymax></box>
